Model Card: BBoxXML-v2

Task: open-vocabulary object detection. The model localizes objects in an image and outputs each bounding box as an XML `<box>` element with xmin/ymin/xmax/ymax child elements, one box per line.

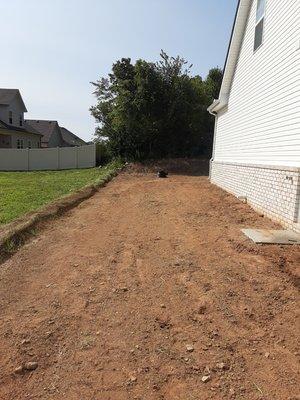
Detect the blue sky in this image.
<box><xmin>1</xmin><ymin>0</ymin><xmax>238</xmax><ymax>141</ymax></box>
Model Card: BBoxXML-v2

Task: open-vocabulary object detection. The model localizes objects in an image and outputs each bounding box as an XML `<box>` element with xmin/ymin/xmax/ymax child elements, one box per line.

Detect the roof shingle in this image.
<box><xmin>60</xmin><ymin>127</ymin><xmax>87</xmax><ymax>147</ymax></box>
<box><xmin>0</xmin><ymin>88</ymin><xmax>27</xmax><ymax>111</ymax></box>
<box><xmin>26</xmin><ymin>120</ymin><xmax>59</xmax><ymax>143</ymax></box>
<box><xmin>0</xmin><ymin>118</ymin><xmax>42</xmax><ymax>136</ymax></box>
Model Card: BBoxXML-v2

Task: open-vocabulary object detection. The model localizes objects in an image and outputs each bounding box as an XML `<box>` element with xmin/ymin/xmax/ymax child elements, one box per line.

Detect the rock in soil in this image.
<box><xmin>186</xmin><ymin>344</ymin><xmax>194</xmax><ymax>352</ymax></box>
<box><xmin>24</xmin><ymin>361</ymin><xmax>38</xmax><ymax>371</ymax></box>
<box><xmin>201</xmin><ymin>375</ymin><xmax>211</xmax><ymax>383</ymax></box>
<box><xmin>216</xmin><ymin>362</ymin><xmax>228</xmax><ymax>371</ymax></box>
<box><xmin>157</xmin><ymin>170</ymin><xmax>168</xmax><ymax>178</ymax></box>
<box><xmin>14</xmin><ymin>366</ymin><xmax>24</xmax><ymax>374</ymax></box>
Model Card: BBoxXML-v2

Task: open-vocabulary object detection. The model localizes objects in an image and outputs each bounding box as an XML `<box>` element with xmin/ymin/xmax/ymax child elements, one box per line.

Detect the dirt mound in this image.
<box><xmin>125</xmin><ymin>158</ymin><xmax>209</xmax><ymax>176</ymax></box>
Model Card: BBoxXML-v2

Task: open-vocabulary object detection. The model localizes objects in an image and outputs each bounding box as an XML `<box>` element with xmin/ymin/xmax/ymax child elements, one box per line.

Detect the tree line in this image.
<box><xmin>90</xmin><ymin>51</ymin><xmax>222</xmax><ymax>161</ymax></box>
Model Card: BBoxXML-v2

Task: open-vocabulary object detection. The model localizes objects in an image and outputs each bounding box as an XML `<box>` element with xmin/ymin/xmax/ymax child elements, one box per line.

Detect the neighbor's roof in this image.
<box><xmin>26</xmin><ymin>119</ymin><xmax>59</xmax><ymax>143</ymax></box>
<box><xmin>60</xmin><ymin>127</ymin><xmax>87</xmax><ymax>147</ymax></box>
<box><xmin>0</xmin><ymin>118</ymin><xmax>42</xmax><ymax>136</ymax></box>
<box><xmin>208</xmin><ymin>0</ymin><xmax>252</xmax><ymax>113</ymax></box>
<box><xmin>0</xmin><ymin>88</ymin><xmax>28</xmax><ymax>112</ymax></box>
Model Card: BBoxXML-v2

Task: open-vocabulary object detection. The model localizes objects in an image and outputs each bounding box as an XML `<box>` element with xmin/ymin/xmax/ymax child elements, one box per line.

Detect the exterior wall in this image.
<box><xmin>0</xmin><ymin>133</ymin><xmax>11</xmax><ymax>148</ymax></box>
<box><xmin>0</xmin><ymin>129</ymin><xmax>40</xmax><ymax>148</ymax></box>
<box><xmin>0</xmin><ymin>96</ymin><xmax>25</xmax><ymax>128</ymax></box>
<box><xmin>0</xmin><ymin>105</ymin><xmax>9</xmax><ymax>124</ymax></box>
<box><xmin>211</xmin><ymin>161</ymin><xmax>300</xmax><ymax>233</ymax></box>
<box><xmin>214</xmin><ymin>0</ymin><xmax>300</xmax><ymax>167</ymax></box>
<box><xmin>0</xmin><ymin>144</ymin><xmax>96</xmax><ymax>171</ymax></box>
<box><xmin>210</xmin><ymin>0</ymin><xmax>300</xmax><ymax>231</ymax></box>
<box><xmin>47</xmin><ymin>124</ymin><xmax>65</xmax><ymax>147</ymax></box>
<box><xmin>11</xmin><ymin>132</ymin><xmax>41</xmax><ymax>148</ymax></box>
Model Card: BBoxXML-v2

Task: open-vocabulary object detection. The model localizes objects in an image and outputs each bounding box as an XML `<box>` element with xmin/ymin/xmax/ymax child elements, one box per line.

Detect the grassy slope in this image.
<box><xmin>0</xmin><ymin>161</ymin><xmax>121</xmax><ymax>225</ymax></box>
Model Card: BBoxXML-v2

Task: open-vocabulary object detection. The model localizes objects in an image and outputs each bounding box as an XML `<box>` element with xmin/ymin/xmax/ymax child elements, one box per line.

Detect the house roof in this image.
<box><xmin>26</xmin><ymin>120</ymin><xmax>59</xmax><ymax>143</ymax></box>
<box><xmin>0</xmin><ymin>118</ymin><xmax>42</xmax><ymax>136</ymax></box>
<box><xmin>60</xmin><ymin>127</ymin><xmax>87</xmax><ymax>147</ymax></box>
<box><xmin>208</xmin><ymin>0</ymin><xmax>252</xmax><ymax>113</ymax></box>
<box><xmin>0</xmin><ymin>88</ymin><xmax>28</xmax><ymax>112</ymax></box>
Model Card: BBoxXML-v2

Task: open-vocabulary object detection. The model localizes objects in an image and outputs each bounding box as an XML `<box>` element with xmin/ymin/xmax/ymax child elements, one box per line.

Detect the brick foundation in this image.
<box><xmin>210</xmin><ymin>160</ymin><xmax>300</xmax><ymax>233</ymax></box>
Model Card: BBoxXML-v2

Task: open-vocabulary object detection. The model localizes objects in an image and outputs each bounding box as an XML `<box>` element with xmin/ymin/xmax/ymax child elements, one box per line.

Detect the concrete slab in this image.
<box><xmin>241</xmin><ymin>229</ymin><xmax>300</xmax><ymax>244</ymax></box>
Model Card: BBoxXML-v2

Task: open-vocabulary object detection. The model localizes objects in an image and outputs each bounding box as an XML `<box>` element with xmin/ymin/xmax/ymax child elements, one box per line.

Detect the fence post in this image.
<box><xmin>27</xmin><ymin>148</ymin><xmax>30</xmax><ymax>171</ymax></box>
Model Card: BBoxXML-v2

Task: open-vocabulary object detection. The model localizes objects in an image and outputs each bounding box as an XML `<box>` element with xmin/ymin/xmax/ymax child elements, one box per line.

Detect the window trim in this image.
<box><xmin>254</xmin><ymin>0</ymin><xmax>266</xmax><ymax>53</ymax></box>
<box><xmin>17</xmin><ymin>139</ymin><xmax>24</xmax><ymax>149</ymax></box>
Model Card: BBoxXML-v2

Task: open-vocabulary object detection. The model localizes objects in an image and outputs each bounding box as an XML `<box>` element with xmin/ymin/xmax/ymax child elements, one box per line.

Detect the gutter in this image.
<box><xmin>207</xmin><ymin>100</ymin><xmax>219</xmax><ymax>116</ymax></box>
<box><xmin>207</xmin><ymin>95</ymin><xmax>228</xmax><ymax>115</ymax></box>
<box><xmin>208</xmin><ymin>1</ymin><xmax>251</xmax><ymax>116</ymax></box>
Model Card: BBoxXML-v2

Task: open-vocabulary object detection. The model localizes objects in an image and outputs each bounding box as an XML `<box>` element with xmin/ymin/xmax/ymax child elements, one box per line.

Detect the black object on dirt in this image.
<box><xmin>157</xmin><ymin>170</ymin><xmax>168</xmax><ymax>178</ymax></box>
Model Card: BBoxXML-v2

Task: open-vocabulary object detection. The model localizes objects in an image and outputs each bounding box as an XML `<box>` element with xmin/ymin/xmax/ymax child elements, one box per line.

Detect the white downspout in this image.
<box><xmin>208</xmin><ymin>109</ymin><xmax>218</xmax><ymax>180</ymax></box>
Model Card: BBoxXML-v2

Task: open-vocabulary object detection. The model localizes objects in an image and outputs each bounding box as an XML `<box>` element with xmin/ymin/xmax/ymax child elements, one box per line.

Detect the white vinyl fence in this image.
<box><xmin>0</xmin><ymin>144</ymin><xmax>96</xmax><ymax>171</ymax></box>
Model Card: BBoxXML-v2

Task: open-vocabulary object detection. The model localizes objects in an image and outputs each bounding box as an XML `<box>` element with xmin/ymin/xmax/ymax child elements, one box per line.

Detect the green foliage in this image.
<box><xmin>95</xmin><ymin>140</ymin><xmax>111</xmax><ymax>165</ymax></box>
<box><xmin>90</xmin><ymin>51</ymin><xmax>222</xmax><ymax>161</ymax></box>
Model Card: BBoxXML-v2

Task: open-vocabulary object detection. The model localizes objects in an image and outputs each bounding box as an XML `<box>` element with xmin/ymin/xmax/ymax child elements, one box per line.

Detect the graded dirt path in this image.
<box><xmin>0</xmin><ymin>166</ymin><xmax>299</xmax><ymax>400</ymax></box>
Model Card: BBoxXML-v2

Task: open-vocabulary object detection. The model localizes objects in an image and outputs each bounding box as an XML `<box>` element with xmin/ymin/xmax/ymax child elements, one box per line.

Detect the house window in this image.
<box><xmin>19</xmin><ymin>114</ymin><xmax>23</xmax><ymax>126</ymax></box>
<box><xmin>254</xmin><ymin>0</ymin><xmax>266</xmax><ymax>51</ymax></box>
<box><xmin>28</xmin><ymin>140</ymin><xmax>31</xmax><ymax>149</ymax></box>
<box><xmin>17</xmin><ymin>139</ymin><xmax>24</xmax><ymax>149</ymax></box>
<box><xmin>37</xmin><ymin>141</ymin><xmax>40</xmax><ymax>148</ymax></box>
<box><xmin>9</xmin><ymin>111</ymin><xmax>13</xmax><ymax>124</ymax></box>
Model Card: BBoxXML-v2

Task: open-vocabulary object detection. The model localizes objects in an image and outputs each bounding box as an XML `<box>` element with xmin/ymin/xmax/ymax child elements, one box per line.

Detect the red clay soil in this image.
<box><xmin>0</xmin><ymin>161</ymin><xmax>299</xmax><ymax>400</ymax></box>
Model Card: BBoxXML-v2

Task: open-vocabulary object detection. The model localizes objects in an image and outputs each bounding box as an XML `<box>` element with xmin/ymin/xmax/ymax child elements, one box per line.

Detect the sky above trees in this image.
<box><xmin>1</xmin><ymin>0</ymin><xmax>238</xmax><ymax>141</ymax></box>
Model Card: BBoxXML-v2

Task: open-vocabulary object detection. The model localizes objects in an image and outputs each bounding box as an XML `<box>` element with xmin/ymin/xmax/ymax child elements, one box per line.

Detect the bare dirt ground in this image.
<box><xmin>0</xmin><ymin>161</ymin><xmax>299</xmax><ymax>400</ymax></box>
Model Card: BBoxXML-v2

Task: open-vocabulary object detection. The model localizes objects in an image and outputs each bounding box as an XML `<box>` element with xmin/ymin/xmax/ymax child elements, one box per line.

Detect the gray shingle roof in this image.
<box><xmin>0</xmin><ymin>88</ymin><xmax>27</xmax><ymax>111</ymax></box>
<box><xmin>26</xmin><ymin>120</ymin><xmax>59</xmax><ymax>143</ymax></box>
<box><xmin>0</xmin><ymin>118</ymin><xmax>42</xmax><ymax>136</ymax></box>
<box><xmin>60</xmin><ymin>127</ymin><xmax>87</xmax><ymax>147</ymax></box>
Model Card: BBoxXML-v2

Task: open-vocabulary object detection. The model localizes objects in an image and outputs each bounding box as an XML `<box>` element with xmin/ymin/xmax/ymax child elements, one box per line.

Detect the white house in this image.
<box><xmin>208</xmin><ymin>0</ymin><xmax>300</xmax><ymax>233</ymax></box>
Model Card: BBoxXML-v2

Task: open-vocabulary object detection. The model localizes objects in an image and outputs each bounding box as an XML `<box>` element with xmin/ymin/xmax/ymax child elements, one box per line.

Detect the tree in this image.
<box><xmin>205</xmin><ymin>67</ymin><xmax>223</xmax><ymax>100</ymax></box>
<box><xmin>90</xmin><ymin>52</ymin><xmax>223</xmax><ymax>161</ymax></box>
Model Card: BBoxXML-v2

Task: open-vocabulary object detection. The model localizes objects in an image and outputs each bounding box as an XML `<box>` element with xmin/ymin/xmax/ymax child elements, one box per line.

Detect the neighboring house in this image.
<box><xmin>208</xmin><ymin>0</ymin><xmax>300</xmax><ymax>232</ymax></box>
<box><xmin>60</xmin><ymin>127</ymin><xmax>87</xmax><ymax>147</ymax></box>
<box><xmin>0</xmin><ymin>89</ymin><xmax>42</xmax><ymax>149</ymax></box>
<box><xmin>0</xmin><ymin>88</ymin><xmax>87</xmax><ymax>151</ymax></box>
<box><xmin>26</xmin><ymin>120</ymin><xmax>87</xmax><ymax>148</ymax></box>
<box><xmin>26</xmin><ymin>120</ymin><xmax>65</xmax><ymax>148</ymax></box>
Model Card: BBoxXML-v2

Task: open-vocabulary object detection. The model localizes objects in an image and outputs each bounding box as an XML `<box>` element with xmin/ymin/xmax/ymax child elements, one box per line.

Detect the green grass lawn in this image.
<box><xmin>0</xmin><ymin>161</ymin><xmax>122</xmax><ymax>225</ymax></box>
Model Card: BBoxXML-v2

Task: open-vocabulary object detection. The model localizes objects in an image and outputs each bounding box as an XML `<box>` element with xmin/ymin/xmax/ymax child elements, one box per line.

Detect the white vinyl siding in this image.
<box><xmin>214</xmin><ymin>0</ymin><xmax>300</xmax><ymax>167</ymax></box>
<box><xmin>254</xmin><ymin>0</ymin><xmax>266</xmax><ymax>51</ymax></box>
